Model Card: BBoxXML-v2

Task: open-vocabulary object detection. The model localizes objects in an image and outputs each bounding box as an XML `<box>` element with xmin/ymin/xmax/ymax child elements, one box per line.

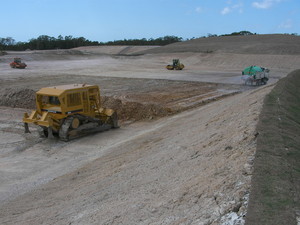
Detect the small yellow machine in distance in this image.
<box><xmin>166</xmin><ymin>59</ymin><xmax>184</xmax><ymax>70</ymax></box>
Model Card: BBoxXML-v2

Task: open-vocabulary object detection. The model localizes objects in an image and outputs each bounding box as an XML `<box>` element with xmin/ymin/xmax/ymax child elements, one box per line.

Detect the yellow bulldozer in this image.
<box><xmin>166</xmin><ymin>59</ymin><xmax>184</xmax><ymax>70</ymax></box>
<box><xmin>23</xmin><ymin>84</ymin><xmax>118</xmax><ymax>141</ymax></box>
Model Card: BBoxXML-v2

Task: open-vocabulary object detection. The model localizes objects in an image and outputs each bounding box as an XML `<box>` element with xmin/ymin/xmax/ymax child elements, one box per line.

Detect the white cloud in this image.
<box><xmin>195</xmin><ymin>7</ymin><xmax>204</xmax><ymax>13</ymax></box>
<box><xmin>221</xmin><ymin>1</ymin><xmax>243</xmax><ymax>15</ymax></box>
<box><xmin>221</xmin><ymin>7</ymin><xmax>231</xmax><ymax>15</ymax></box>
<box><xmin>278</xmin><ymin>19</ymin><xmax>293</xmax><ymax>29</ymax></box>
<box><xmin>221</xmin><ymin>0</ymin><xmax>243</xmax><ymax>15</ymax></box>
<box><xmin>233</xmin><ymin>3</ymin><xmax>244</xmax><ymax>13</ymax></box>
<box><xmin>238</xmin><ymin>8</ymin><xmax>244</xmax><ymax>13</ymax></box>
<box><xmin>232</xmin><ymin>3</ymin><xmax>242</xmax><ymax>9</ymax></box>
<box><xmin>252</xmin><ymin>0</ymin><xmax>282</xmax><ymax>9</ymax></box>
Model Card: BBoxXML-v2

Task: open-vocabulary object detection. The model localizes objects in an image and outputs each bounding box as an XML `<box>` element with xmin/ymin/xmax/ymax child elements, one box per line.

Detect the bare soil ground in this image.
<box><xmin>0</xmin><ymin>34</ymin><xmax>299</xmax><ymax>225</ymax></box>
<box><xmin>0</xmin><ymin>86</ymin><xmax>273</xmax><ymax>225</ymax></box>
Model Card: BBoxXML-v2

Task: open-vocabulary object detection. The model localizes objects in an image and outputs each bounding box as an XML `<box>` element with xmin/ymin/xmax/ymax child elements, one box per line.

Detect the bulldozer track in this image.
<box><xmin>59</xmin><ymin>117</ymin><xmax>72</xmax><ymax>141</ymax></box>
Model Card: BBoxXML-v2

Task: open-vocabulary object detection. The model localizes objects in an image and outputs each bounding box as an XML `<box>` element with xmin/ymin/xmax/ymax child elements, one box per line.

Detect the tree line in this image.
<box><xmin>0</xmin><ymin>35</ymin><xmax>99</xmax><ymax>51</ymax></box>
<box><xmin>0</xmin><ymin>35</ymin><xmax>183</xmax><ymax>51</ymax></box>
<box><xmin>103</xmin><ymin>36</ymin><xmax>183</xmax><ymax>46</ymax></box>
<box><xmin>1</xmin><ymin>31</ymin><xmax>298</xmax><ymax>51</ymax></box>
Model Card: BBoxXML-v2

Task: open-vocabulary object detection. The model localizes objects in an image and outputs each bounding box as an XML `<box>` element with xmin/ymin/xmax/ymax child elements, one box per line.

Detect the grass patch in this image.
<box><xmin>246</xmin><ymin>69</ymin><xmax>300</xmax><ymax>225</ymax></box>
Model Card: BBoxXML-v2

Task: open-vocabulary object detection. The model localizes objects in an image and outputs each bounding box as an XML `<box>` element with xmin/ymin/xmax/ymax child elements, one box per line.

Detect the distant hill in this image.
<box><xmin>138</xmin><ymin>34</ymin><xmax>300</xmax><ymax>55</ymax></box>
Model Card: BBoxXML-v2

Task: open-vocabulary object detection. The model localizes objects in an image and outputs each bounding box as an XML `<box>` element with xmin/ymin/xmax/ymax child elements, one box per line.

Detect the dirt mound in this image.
<box><xmin>0</xmin><ymin>88</ymin><xmax>173</xmax><ymax>123</ymax></box>
<box><xmin>0</xmin><ymin>88</ymin><xmax>36</xmax><ymax>109</ymax></box>
<box><xmin>30</xmin><ymin>49</ymin><xmax>85</xmax><ymax>55</ymax></box>
<box><xmin>74</xmin><ymin>46</ymin><xmax>159</xmax><ymax>55</ymax></box>
<box><xmin>0</xmin><ymin>87</ymin><xmax>238</xmax><ymax>124</ymax></box>
<box><xmin>101</xmin><ymin>96</ymin><xmax>172</xmax><ymax>122</ymax></box>
<box><xmin>140</xmin><ymin>34</ymin><xmax>300</xmax><ymax>55</ymax></box>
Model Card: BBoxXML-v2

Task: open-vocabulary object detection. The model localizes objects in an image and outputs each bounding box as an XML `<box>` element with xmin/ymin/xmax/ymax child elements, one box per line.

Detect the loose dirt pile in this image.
<box><xmin>0</xmin><ymin>88</ymin><xmax>36</xmax><ymax>109</ymax></box>
<box><xmin>0</xmin><ymin>88</ymin><xmax>174</xmax><ymax>122</ymax></box>
<box><xmin>101</xmin><ymin>96</ymin><xmax>172</xmax><ymax>122</ymax></box>
<box><xmin>0</xmin><ymin>87</ymin><xmax>238</xmax><ymax>123</ymax></box>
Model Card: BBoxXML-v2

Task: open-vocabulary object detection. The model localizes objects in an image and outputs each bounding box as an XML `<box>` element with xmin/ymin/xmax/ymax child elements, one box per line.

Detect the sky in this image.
<box><xmin>0</xmin><ymin>0</ymin><xmax>299</xmax><ymax>43</ymax></box>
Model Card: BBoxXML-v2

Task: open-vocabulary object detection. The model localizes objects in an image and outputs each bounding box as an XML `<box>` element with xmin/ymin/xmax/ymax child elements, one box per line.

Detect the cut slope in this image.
<box><xmin>246</xmin><ymin>69</ymin><xmax>300</xmax><ymax>225</ymax></box>
<box><xmin>139</xmin><ymin>34</ymin><xmax>300</xmax><ymax>55</ymax></box>
<box><xmin>74</xmin><ymin>45</ymin><xmax>159</xmax><ymax>55</ymax></box>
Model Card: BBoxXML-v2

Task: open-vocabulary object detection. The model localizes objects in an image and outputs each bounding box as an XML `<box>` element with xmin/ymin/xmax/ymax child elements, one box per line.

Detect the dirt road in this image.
<box><xmin>1</xmin><ymin>48</ymin><xmax>296</xmax><ymax>84</ymax></box>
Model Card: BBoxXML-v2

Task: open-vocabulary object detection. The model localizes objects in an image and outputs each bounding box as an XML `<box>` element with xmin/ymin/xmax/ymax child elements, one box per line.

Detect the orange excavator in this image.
<box><xmin>10</xmin><ymin>58</ymin><xmax>27</xmax><ymax>69</ymax></box>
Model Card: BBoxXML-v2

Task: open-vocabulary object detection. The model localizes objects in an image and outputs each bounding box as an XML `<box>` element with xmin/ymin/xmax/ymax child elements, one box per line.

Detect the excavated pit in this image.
<box><xmin>0</xmin><ymin>85</ymin><xmax>239</xmax><ymax>124</ymax></box>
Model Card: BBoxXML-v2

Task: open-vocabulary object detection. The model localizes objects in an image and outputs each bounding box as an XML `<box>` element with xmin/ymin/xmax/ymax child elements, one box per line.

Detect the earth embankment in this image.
<box><xmin>138</xmin><ymin>34</ymin><xmax>300</xmax><ymax>55</ymax></box>
<box><xmin>0</xmin><ymin>77</ymin><xmax>240</xmax><ymax>123</ymax></box>
<box><xmin>246</xmin><ymin>69</ymin><xmax>300</xmax><ymax>225</ymax></box>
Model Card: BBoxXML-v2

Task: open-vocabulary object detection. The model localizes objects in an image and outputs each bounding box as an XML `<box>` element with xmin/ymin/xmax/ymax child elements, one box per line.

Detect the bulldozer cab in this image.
<box><xmin>38</xmin><ymin>93</ymin><xmax>61</xmax><ymax>104</ymax></box>
<box><xmin>49</xmin><ymin>96</ymin><xmax>60</xmax><ymax>105</ymax></box>
<box><xmin>166</xmin><ymin>59</ymin><xmax>184</xmax><ymax>70</ymax></box>
<box><xmin>35</xmin><ymin>84</ymin><xmax>100</xmax><ymax>117</ymax></box>
<box><xmin>37</xmin><ymin>94</ymin><xmax>62</xmax><ymax>113</ymax></box>
<box><xmin>13</xmin><ymin>58</ymin><xmax>22</xmax><ymax>63</ymax></box>
<box><xmin>173</xmin><ymin>59</ymin><xmax>179</xmax><ymax>66</ymax></box>
<box><xmin>39</xmin><ymin>95</ymin><xmax>60</xmax><ymax>106</ymax></box>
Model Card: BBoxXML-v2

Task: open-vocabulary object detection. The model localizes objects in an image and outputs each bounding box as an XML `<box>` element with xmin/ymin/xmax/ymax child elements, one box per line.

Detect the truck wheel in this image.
<box><xmin>262</xmin><ymin>78</ymin><xmax>267</xmax><ymax>85</ymax></box>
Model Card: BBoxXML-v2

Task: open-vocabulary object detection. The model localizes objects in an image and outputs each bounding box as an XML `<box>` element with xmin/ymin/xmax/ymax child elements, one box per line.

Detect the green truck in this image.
<box><xmin>242</xmin><ymin>66</ymin><xmax>270</xmax><ymax>85</ymax></box>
